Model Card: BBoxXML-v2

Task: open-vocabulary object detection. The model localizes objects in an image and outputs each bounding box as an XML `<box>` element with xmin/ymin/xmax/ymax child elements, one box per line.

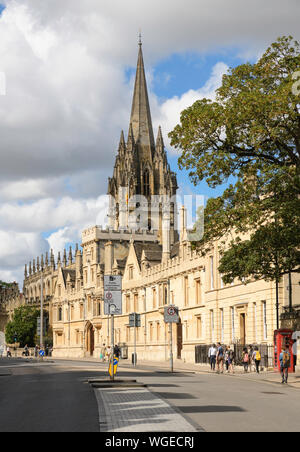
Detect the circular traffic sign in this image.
<box><xmin>167</xmin><ymin>307</ymin><xmax>176</xmax><ymax>316</ymax></box>
<box><xmin>106</xmin><ymin>292</ymin><xmax>113</xmax><ymax>301</ymax></box>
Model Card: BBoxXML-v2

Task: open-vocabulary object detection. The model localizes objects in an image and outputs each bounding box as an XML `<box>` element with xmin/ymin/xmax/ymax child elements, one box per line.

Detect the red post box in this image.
<box><xmin>274</xmin><ymin>329</ymin><xmax>294</xmax><ymax>373</ymax></box>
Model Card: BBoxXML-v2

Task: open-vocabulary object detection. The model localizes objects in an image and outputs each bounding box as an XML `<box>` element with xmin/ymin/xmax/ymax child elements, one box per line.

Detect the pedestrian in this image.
<box><xmin>279</xmin><ymin>346</ymin><xmax>291</xmax><ymax>384</ymax></box>
<box><xmin>208</xmin><ymin>344</ymin><xmax>217</xmax><ymax>371</ymax></box>
<box><xmin>225</xmin><ymin>346</ymin><xmax>230</xmax><ymax>373</ymax></box>
<box><xmin>292</xmin><ymin>331</ymin><xmax>299</xmax><ymax>372</ymax></box>
<box><xmin>242</xmin><ymin>347</ymin><xmax>249</xmax><ymax>373</ymax></box>
<box><xmin>106</xmin><ymin>346</ymin><xmax>112</xmax><ymax>362</ymax></box>
<box><xmin>228</xmin><ymin>348</ymin><xmax>235</xmax><ymax>374</ymax></box>
<box><xmin>34</xmin><ymin>345</ymin><xmax>39</xmax><ymax>358</ymax></box>
<box><xmin>7</xmin><ymin>346</ymin><xmax>11</xmax><ymax>358</ymax></box>
<box><xmin>216</xmin><ymin>343</ymin><xmax>224</xmax><ymax>374</ymax></box>
<box><xmin>100</xmin><ymin>343</ymin><xmax>106</xmax><ymax>362</ymax></box>
<box><xmin>253</xmin><ymin>347</ymin><xmax>261</xmax><ymax>374</ymax></box>
<box><xmin>248</xmin><ymin>345</ymin><xmax>255</xmax><ymax>372</ymax></box>
<box><xmin>114</xmin><ymin>344</ymin><xmax>121</xmax><ymax>359</ymax></box>
<box><xmin>24</xmin><ymin>345</ymin><xmax>29</xmax><ymax>357</ymax></box>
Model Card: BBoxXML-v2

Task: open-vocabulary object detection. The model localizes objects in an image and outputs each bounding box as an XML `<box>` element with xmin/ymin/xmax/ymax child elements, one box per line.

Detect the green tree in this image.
<box><xmin>5</xmin><ymin>306</ymin><xmax>40</xmax><ymax>347</ymax></box>
<box><xmin>169</xmin><ymin>36</ymin><xmax>300</xmax><ymax>284</ymax></box>
<box><xmin>0</xmin><ymin>281</ymin><xmax>13</xmax><ymax>289</ymax></box>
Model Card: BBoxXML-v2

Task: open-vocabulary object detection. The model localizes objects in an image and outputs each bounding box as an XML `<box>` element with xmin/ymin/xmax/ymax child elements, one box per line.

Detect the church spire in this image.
<box><xmin>130</xmin><ymin>41</ymin><xmax>155</xmax><ymax>157</ymax></box>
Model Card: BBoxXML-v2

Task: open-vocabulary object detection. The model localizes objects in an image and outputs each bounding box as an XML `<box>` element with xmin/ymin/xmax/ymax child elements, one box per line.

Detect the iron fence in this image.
<box><xmin>195</xmin><ymin>344</ymin><xmax>274</xmax><ymax>368</ymax></box>
<box><xmin>195</xmin><ymin>345</ymin><xmax>211</xmax><ymax>365</ymax></box>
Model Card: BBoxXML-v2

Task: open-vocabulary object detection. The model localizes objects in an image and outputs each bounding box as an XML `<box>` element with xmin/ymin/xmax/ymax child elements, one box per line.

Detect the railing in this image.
<box><xmin>195</xmin><ymin>344</ymin><xmax>274</xmax><ymax>368</ymax></box>
<box><xmin>195</xmin><ymin>345</ymin><xmax>210</xmax><ymax>365</ymax></box>
<box><xmin>233</xmin><ymin>344</ymin><xmax>274</xmax><ymax>368</ymax></box>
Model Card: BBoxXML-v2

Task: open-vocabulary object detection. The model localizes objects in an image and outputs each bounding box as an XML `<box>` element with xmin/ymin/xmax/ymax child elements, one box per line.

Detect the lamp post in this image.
<box><xmin>110</xmin><ymin>304</ymin><xmax>115</xmax><ymax>381</ymax></box>
<box><xmin>40</xmin><ymin>268</ymin><xmax>44</xmax><ymax>351</ymax></box>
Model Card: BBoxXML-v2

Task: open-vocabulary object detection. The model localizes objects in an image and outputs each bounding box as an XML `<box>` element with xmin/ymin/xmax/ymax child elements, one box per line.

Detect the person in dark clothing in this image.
<box><xmin>114</xmin><ymin>345</ymin><xmax>121</xmax><ymax>359</ymax></box>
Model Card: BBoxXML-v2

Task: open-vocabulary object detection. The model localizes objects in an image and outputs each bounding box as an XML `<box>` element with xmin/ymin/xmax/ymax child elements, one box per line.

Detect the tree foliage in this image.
<box><xmin>169</xmin><ymin>36</ymin><xmax>300</xmax><ymax>283</ymax></box>
<box><xmin>5</xmin><ymin>306</ymin><xmax>40</xmax><ymax>347</ymax></box>
<box><xmin>0</xmin><ymin>280</ymin><xmax>14</xmax><ymax>290</ymax></box>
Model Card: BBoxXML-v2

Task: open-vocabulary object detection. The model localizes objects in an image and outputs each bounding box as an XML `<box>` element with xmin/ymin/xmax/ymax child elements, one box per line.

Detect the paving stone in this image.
<box><xmin>94</xmin><ymin>387</ymin><xmax>200</xmax><ymax>432</ymax></box>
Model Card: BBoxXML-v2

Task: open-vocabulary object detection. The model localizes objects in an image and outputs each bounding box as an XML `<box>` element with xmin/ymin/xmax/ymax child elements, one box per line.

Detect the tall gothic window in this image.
<box><xmin>143</xmin><ymin>169</ymin><xmax>150</xmax><ymax>197</ymax></box>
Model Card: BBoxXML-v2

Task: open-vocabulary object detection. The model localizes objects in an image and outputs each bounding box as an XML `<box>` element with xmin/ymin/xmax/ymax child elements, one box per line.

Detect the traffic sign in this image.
<box><xmin>164</xmin><ymin>306</ymin><xmax>179</xmax><ymax>323</ymax></box>
<box><xmin>109</xmin><ymin>357</ymin><xmax>120</xmax><ymax>377</ymax></box>
<box><xmin>104</xmin><ymin>275</ymin><xmax>122</xmax><ymax>291</ymax></box>
<box><xmin>104</xmin><ymin>291</ymin><xmax>123</xmax><ymax>315</ymax></box>
<box><xmin>129</xmin><ymin>313</ymin><xmax>141</xmax><ymax>328</ymax></box>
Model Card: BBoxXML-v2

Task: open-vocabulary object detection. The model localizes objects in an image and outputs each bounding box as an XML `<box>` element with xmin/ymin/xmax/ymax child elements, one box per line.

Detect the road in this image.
<box><xmin>0</xmin><ymin>358</ymin><xmax>299</xmax><ymax>432</ymax></box>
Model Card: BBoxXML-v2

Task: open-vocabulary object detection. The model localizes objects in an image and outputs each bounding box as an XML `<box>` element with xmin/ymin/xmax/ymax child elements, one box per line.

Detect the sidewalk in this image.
<box><xmin>49</xmin><ymin>355</ymin><xmax>300</xmax><ymax>388</ymax></box>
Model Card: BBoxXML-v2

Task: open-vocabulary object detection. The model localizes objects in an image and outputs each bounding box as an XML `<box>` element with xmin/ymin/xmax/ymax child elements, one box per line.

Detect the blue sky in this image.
<box><xmin>152</xmin><ymin>51</ymin><xmax>245</xmax><ymax>201</ymax></box>
<box><xmin>126</xmin><ymin>49</ymin><xmax>248</xmax><ymax>201</ymax></box>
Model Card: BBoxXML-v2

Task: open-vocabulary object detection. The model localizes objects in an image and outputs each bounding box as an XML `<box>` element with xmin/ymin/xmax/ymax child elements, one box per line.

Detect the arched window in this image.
<box><xmin>143</xmin><ymin>169</ymin><xmax>150</xmax><ymax>197</ymax></box>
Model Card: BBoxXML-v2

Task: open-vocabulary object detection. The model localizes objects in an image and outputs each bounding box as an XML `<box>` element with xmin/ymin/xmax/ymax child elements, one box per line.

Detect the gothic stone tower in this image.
<box><xmin>107</xmin><ymin>41</ymin><xmax>178</xmax><ymax>244</ymax></box>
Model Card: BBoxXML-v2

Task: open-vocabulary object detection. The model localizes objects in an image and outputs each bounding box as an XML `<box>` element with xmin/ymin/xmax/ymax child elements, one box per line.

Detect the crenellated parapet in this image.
<box><xmin>23</xmin><ymin>245</ymin><xmax>83</xmax><ymax>305</ymax></box>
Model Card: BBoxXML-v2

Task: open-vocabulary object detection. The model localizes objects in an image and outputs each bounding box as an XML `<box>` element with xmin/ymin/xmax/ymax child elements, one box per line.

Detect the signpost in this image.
<box><xmin>104</xmin><ymin>275</ymin><xmax>122</xmax><ymax>381</ymax></box>
<box><xmin>164</xmin><ymin>305</ymin><xmax>179</xmax><ymax>373</ymax></box>
<box><xmin>129</xmin><ymin>313</ymin><xmax>141</xmax><ymax>367</ymax></box>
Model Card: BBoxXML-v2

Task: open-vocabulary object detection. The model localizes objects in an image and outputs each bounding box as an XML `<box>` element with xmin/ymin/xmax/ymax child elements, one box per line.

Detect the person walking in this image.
<box><xmin>100</xmin><ymin>343</ymin><xmax>106</xmax><ymax>362</ymax></box>
<box><xmin>292</xmin><ymin>331</ymin><xmax>299</xmax><ymax>372</ymax></box>
<box><xmin>280</xmin><ymin>346</ymin><xmax>291</xmax><ymax>384</ymax></box>
<box><xmin>242</xmin><ymin>347</ymin><xmax>249</xmax><ymax>373</ymax></box>
<box><xmin>216</xmin><ymin>343</ymin><xmax>224</xmax><ymax>374</ymax></box>
<box><xmin>6</xmin><ymin>346</ymin><xmax>11</xmax><ymax>358</ymax></box>
<box><xmin>253</xmin><ymin>347</ymin><xmax>261</xmax><ymax>374</ymax></box>
<box><xmin>208</xmin><ymin>344</ymin><xmax>217</xmax><ymax>371</ymax></box>
<box><xmin>114</xmin><ymin>344</ymin><xmax>121</xmax><ymax>359</ymax></box>
<box><xmin>228</xmin><ymin>348</ymin><xmax>235</xmax><ymax>374</ymax></box>
<box><xmin>248</xmin><ymin>345</ymin><xmax>255</xmax><ymax>372</ymax></box>
<box><xmin>225</xmin><ymin>346</ymin><xmax>230</xmax><ymax>373</ymax></box>
<box><xmin>106</xmin><ymin>345</ymin><xmax>112</xmax><ymax>363</ymax></box>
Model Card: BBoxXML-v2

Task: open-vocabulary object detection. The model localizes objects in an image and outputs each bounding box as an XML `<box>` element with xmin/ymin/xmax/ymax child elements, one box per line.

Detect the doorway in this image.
<box><xmin>177</xmin><ymin>321</ymin><xmax>183</xmax><ymax>359</ymax></box>
<box><xmin>240</xmin><ymin>314</ymin><xmax>246</xmax><ymax>346</ymax></box>
<box><xmin>86</xmin><ymin>323</ymin><xmax>95</xmax><ymax>357</ymax></box>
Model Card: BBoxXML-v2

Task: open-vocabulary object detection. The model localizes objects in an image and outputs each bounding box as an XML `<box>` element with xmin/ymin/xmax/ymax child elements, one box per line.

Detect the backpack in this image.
<box><xmin>255</xmin><ymin>351</ymin><xmax>261</xmax><ymax>361</ymax></box>
<box><xmin>283</xmin><ymin>352</ymin><xmax>290</xmax><ymax>368</ymax></box>
<box><xmin>243</xmin><ymin>353</ymin><xmax>249</xmax><ymax>363</ymax></box>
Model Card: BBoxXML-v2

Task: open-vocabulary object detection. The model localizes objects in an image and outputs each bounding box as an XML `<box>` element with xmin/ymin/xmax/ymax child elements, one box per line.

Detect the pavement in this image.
<box><xmin>49</xmin><ymin>355</ymin><xmax>300</xmax><ymax>388</ymax></box>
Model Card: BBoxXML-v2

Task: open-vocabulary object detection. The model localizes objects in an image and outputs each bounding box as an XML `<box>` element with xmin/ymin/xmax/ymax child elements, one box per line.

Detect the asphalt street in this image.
<box><xmin>0</xmin><ymin>358</ymin><xmax>299</xmax><ymax>432</ymax></box>
<box><xmin>0</xmin><ymin>359</ymin><xmax>99</xmax><ymax>432</ymax></box>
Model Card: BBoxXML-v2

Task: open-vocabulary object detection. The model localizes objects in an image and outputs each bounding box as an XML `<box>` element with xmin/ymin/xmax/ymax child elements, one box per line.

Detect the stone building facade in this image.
<box><xmin>12</xmin><ymin>42</ymin><xmax>300</xmax><ymax>363</ymax></box>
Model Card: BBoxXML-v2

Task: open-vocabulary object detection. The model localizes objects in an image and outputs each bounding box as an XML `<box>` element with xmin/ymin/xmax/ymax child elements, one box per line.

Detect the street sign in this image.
<box><xmin>129</xmin><ymin>313</ymin><xmax>141</xmax><ymax>328</ymax></box>
<box><xmin>104</xmin><ymin>291</ymin><xmax>123</xmax><ymax>315</ymax></box>
<box><xmin>164</xmin><ymin>306</ymin><xmax>179</xmax><ymax>324</ymax></box>
<box><xmin>109</xmin><ymin>357</ymin><xmax>120</xmax><ymax>377</ymax></box>
<box><xmin>104</xmin><ymin>275</ymin><xmax>122</xmax><ymax>291</ymax></box>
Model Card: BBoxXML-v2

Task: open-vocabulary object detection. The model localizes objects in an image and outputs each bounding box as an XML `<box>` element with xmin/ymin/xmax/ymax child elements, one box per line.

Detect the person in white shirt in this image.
<box><xmin>208</xmin><ymin>344</ymin><xmax>218</xmax><ymax>371</ymax></box>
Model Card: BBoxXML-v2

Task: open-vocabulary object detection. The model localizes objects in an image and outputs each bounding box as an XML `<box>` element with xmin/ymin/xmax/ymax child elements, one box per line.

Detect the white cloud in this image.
<box><xmin>0</xmin><ymin>0</ymin><xmax>299</xmax><ymax>283</ymax></box>
<box><xmin>153</xmin><ymin>62</ymin><xmax>229</xmax><ymax>149</ymax></box>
